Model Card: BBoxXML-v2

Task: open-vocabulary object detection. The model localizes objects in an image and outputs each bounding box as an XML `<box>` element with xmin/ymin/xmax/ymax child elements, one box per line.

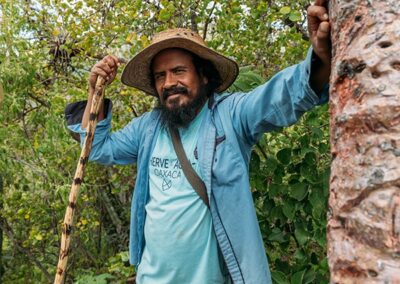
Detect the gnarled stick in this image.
<box><xmin>54</xmin><ymin>77</ymin><xmax>106</xmax><ymax>284</ymax></box>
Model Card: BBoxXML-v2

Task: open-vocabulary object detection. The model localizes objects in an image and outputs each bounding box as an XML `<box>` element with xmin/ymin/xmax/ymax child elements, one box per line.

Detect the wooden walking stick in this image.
<box><xmin>54</xmin><ymin>76</ymin><xmax>107</xmax><ymax>284</ymax></box>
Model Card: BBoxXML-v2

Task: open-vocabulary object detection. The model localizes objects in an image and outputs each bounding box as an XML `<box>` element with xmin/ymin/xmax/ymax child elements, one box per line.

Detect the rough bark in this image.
<box><xmin>328</xmin><ymin>0</ymin><xmax>400</xmax><ymax>283</ymax></box>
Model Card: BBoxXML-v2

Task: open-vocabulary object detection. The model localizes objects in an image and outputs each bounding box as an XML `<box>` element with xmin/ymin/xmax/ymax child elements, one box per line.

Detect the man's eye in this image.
<box><xmin>154</xmin><ymin>74</ymin><xmax>164</xmax><ymax>80</ymax></box>
<box><xmin>175</xmin><ymin>69</ymin><xmax>185</xmax><ymax>74</ymax></box>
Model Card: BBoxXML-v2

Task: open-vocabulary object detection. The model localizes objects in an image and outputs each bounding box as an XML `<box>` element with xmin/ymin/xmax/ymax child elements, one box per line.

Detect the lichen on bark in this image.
<box><xmin>328</xmin><ymin>0</ymin><xmax>400</xmax><ymax>283</ymax></box>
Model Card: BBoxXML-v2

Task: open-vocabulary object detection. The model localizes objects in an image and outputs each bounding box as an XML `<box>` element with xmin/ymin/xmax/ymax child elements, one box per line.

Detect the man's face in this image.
<box><xmin>152</xmin><ymin>48</ymin><xmax>208</xmax><ymax>111</ymax></box>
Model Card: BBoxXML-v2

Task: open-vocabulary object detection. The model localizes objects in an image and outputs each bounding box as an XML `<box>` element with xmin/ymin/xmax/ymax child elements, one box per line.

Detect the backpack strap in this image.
<box><xmin>169</xmin><ymin>127</ymin><xmax>210</xmax><ymax>208</ymax></box>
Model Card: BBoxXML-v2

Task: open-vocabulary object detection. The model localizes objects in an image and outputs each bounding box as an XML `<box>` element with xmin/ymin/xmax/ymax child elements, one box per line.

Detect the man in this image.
<box><xmin>65</xmin><ymin>2</ymin><xmax>331</xmax><ymax>283</ymax></box>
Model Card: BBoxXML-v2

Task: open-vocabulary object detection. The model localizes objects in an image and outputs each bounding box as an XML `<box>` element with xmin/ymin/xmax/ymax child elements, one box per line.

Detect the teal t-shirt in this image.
<box><xmin>136</xmin><ymin>104</ymin><xmax>225</xmax><ymax>283</ymax></box>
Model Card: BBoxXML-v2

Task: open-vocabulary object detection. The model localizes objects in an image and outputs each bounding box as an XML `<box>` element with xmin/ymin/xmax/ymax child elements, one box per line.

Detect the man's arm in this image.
<box><xmin>227</xmin><ymin>49</ymin><xmax>329</xmax><ymax>146</ymax></box>
<box><xmin>82</xmin><ymin>55</ymin><xmax>120</xmax><ymax>129</ymax></box>
<box><xmin>65</xmin><ymin>55</ymin><xmax>140</xmax><ymax>166</ymax></box>
<box><xmin>65</xmin><ymin>99</ymin><xmax>141</xmax><ymax>166</ymax></box>
<box><xmin>226</xmin><ymin>1</ymin><xmax>331</xmax><ymax>145</ymax></box>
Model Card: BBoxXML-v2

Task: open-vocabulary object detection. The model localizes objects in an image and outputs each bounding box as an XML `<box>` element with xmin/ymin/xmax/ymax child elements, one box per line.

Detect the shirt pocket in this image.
<box><xmin>212</xmin><ymin>137</ymin><xmax>245</xmax><ymax>188</ymax></box>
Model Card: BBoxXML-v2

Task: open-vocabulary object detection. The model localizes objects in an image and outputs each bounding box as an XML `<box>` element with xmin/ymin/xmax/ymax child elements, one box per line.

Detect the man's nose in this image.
<box><xmin>163</xmin><ymin>72</ymin><xmax>178</xmax><ymax>89</ymax></box>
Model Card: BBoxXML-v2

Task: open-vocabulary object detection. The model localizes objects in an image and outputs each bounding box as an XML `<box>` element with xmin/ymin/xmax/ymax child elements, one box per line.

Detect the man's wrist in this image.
<box><xmin>310</xmin><ymin>51</ymin><xmax>331</xmax><ymax>93</ymax></box>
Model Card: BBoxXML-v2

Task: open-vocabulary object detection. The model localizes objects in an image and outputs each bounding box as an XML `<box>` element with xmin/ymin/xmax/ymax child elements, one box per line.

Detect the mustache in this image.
<box><xmin>162</xmin><ymin>86</ymin><xmax>188</xmax><ymax>99</ymax></box>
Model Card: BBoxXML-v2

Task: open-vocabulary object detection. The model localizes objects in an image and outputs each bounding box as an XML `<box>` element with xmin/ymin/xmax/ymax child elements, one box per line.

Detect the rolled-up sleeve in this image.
<box><xmin>64</xmin><ymin>99</ymin><xmax>139</xmax><ymax>165</ymax></box>
<box><xmin>229</xmin><ymin>47</ymin><xmax>329</xmax><ymax>145</ymax></box>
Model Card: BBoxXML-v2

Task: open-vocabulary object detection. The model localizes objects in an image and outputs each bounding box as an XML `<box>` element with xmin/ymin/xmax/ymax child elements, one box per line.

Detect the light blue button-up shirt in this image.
<box><xmin>67</xmin><ymin>48</ymin><xmax>328</xmax><ymax>284</ymax></box>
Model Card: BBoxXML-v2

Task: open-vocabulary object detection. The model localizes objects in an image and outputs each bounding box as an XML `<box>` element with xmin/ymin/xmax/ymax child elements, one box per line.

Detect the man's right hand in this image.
<box><xmin>89</xmin><ymin>55</ymin><xmax>120</xmax><ymax>91</ymax></box>
<box><xmin>83</xmin><ymin>55</ymin><xmax>119</xmax><ymax>129</ymax></box>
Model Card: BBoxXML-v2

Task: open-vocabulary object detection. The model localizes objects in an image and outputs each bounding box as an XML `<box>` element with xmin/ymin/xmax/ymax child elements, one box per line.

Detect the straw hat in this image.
<box><xmin>121</xmin><ymin>28</ymin><xmax>239</xmax><ymax>96</ymax></box>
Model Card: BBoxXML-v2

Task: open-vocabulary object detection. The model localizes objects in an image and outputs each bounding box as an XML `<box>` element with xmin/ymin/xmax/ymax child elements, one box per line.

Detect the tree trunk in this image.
<box><xmin>328</xmin><ymin>0</ymin><xmax>400</xmax><ymax>283</ymax></box>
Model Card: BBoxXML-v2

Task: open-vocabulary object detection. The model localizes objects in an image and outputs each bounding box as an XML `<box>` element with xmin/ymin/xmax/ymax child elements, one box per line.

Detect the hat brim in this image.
<box><xmin>121</xmin><ymin>37</ymin><xmax>239</xmax><ymax>96</ymax></box>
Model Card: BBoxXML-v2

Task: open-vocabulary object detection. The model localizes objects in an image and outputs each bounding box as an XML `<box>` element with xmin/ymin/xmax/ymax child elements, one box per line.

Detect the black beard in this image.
<box><xmin>155</xmin><ymin>84</ymin><xmax>209</xmax><ymax>129</ymax></box>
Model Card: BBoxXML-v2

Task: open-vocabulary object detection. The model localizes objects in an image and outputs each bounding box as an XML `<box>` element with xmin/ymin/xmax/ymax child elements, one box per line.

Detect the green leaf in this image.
<box><xmin>274</xmin><ymin>163</ymin><xmax>286</xmax><ymax>178</ymax></box>
<box><xmin>75</xmin><ymin>273</ymin><xmax>115</xmax><ymax>284</ymax></box>
<box><xmin>250</xmin><ymin>151</ymin><xmax>260</xmax><ymax>172</ymax></box>
<box><xmin>309</xmin><ymin>187</ymin><xmax>323</xmax><ymax>207</ymax></box>
<box><xmin>231</xmin><ymin>70</ymin><xmax>264</xmax><ymax>92</ymax></box>
<box><xmin>282</xmin><ymin>199</ymin><xmax>296</xmax><ymax>219</ymax></box>
<box><xmin>268</xmin><ymin>228</ymin><xmax>286</xmax><ymax>243</ymax></box>
<box><xmin>309</xmin><ymin>185</ymin><xmax>327</xmax><ymax>220</ymax></box>
<box><xmin>232</xmin><ymin>81</ymin><xmax>249</xmax><ymax>92</ymax></box>
<box><xmin>279</xmin><ymin>6</ymin><xmax>291</xmax><ymax>15</ymax></box>
<box><xmin>270</xmin><ymin>206</ymin><xmax>285</xmax><ymax>222</ymax></box>
<box><xmin>241</xmin><ymin>71</ymin><xmax>264</xmax><ymax>85</ymax></box>
<box><xmin>319</xmin><ymin>142</ymin><xmax>329</xmax><ymax>154</ymax></box>
<box><xmin>120</xmin><ymin>251</ymin><xmax>129</xmax><ymax>262</ymax></box>
<box><xmin>275</xmin><ymin>259</ymin><xmax>291</xmax><ymax>274</ymax></box>
<box><xmin>268</xmin><ymin>183</ymin><xmax>282</xmax><ymax>197</ymax></box>
<box><xmin>314</xmin><ymin>228</ymin><xmax>326</xmax><ymax>247</ymax></box>
<box><xmin>299</xmin><ymin>135</ymin><xmax>310</xmax><ymax>148</ymax></box>
<box><xmin>291</xmin><ymin>269</ymin><xmax>306</xmax><ymax>284</ymax></box>
<box><xmin>319</xmin><ymin>257</ymin><xmax>329</xmax><ymax>271</ymax></box>
<box><xmin>277</xmin><ymin>148</ymin><xmax>292</xmax><ymax>165</ymax></box>
<box><xmin>265</xmin><ymin>157</ymin><xmax>278</xmax><ymax>172</ymax></box>
<box><xmin>303</xmin><ymin>268</ymin><xmax>316</xmax><ymax>284</ymax></box>
<box><xmin>322</xmin><ymin>168</ymin><xmax>330</xmax><ymax>198</ymax></box>
<box><xmin>295</xmin><ymin>225</ymin><xmax>309</xmax><ymax>246</ymax></box>
<box><xmin>293</xmin><ymin>249</ymin><xmax>306</xmax><ymax>261</ymax></box>
<box><xmin>289</xmin><ymin>183</ymin><xmax>308</xmax><ymax>201</ymax></box>
<box><xmin>272</xmin><ymin>270</ymin><xmax>290</xmax><ymax>284</ymax></box>
<box><xmin>160</xmin><ymin>0</ymin><xmax>169</xmax><ymax>6</ymax></box>
<box><xmin>304</xmin><ymin>152</ymin><xmax>316</xmax><ymax>165</ymax></box>
<box><xmin>311</xmin><ymin>127</ymin><xmax>324</xmax><ymax>139</ymax></box>
<box><xmin>263</xmin><ymin>198</ymin><xmax>275</xmax><ymax>212</ymax></box>
<box><xmin>300</xmin><ymin>163</ymin><xmax>316</xmax><ymax>183</ymax></box>
<box><xmin>158</xmin><ymin>9</ymin><xmax>172</xmax><ymax>21</ymax></box>
<box><xmin>289</xmin><ymin>11</ymin><xmax>302</xmax><ymax>22</ymax></box>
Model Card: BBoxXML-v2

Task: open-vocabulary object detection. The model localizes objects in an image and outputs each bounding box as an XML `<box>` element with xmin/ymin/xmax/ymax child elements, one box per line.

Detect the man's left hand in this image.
<box><xmin>307</xmin><ymin>0</ymin><xmax>331</xmax><ymax>66</ymax></box>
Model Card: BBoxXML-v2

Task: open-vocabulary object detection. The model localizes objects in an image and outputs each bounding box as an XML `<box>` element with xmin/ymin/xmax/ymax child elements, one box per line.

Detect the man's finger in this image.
<box><xmin>109</xmin><ymin>55</ymin><xmax>121</xmax><ymax>66</ymax></box>
<box><xmin>317</xmin><ymin>21</ymin><xmax>330</xmax><ymax>40</ymax></box>
<box><xmin>315</xmin><ymin>21</ymin><xmax>331</xmax><ymax>59</ymax></box>
<box><xmin>92</xmin><ymin>67</ymin><xmax>109</xmax><ymax>79</ymax></box>
<box><xmin>311</xmin><ymin>20</ymin><xmax>331</xmax><ymax>65</ymax></box>
<box><xmin>105</xmin><ymin>55</ymin><xmax>118</xmax><ymax>68</ymax></box>
<box><xmin>308</xmin><ymin>6</ymin><xmax>328</xmax><ymax>21</ymax></box>
<box><xmin>97</xmin><ymin>62</ymin><xmax>113</xmax><ymax>74</ymax></box>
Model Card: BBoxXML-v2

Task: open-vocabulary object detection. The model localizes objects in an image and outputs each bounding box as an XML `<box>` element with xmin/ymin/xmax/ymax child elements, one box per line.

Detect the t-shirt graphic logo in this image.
<box><xmin>162</xmin><ymin>178</ymin><xmax>172</xmax><ymax>191</ymax></box>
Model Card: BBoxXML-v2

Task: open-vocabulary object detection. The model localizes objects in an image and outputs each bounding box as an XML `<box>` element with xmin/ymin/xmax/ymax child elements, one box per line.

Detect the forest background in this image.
<box><xmin>0</xmin><ymin>0</ymin><xmax>330</xmax><ymax>283</ymax></box>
